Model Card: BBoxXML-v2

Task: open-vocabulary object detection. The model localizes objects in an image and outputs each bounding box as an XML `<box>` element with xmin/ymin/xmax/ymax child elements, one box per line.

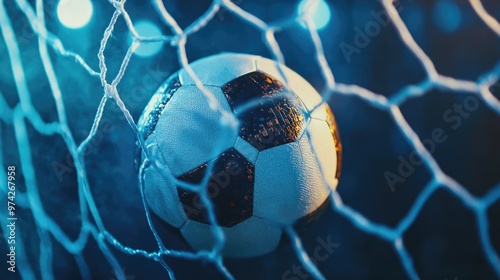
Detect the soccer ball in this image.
<box><xmin>137</xmin><ymin>53</ymin><xmax>341</xmax><ymax>257</ymax></box>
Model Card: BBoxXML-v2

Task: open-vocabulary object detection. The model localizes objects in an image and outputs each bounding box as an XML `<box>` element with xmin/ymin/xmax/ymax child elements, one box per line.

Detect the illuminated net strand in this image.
<box><xmin>0</xmin><ymin>0</ymin><xmax>488</xmax><ymax>280</ymax></box>
<box><xmin>1</xmin><ymin>0</ymin><xmax>128</xmax><ymax>278</ymax></box>
<box><xmin>195</xmin><ymin>1</ymin><xmax>500</xmax><ymax>279</ymax></box>
<box><xmin>1</xmin><ymin>0</ymin><xmax>238</xmax><ymax>279</ymax></box>
<box><xmin>0</xmin><ymin>0</ymin><xmax>500</xmax><ymax>280</ymax></box>
<box><xmin>96</xmin><ymin>1</ymin><xmax>237</xmax><ymax>279</ymax></box>
<box><xmin>470</xmin><ymin>0</ymin><xmax>500</xmax><ymax>36</ymax></box>
<box><xmin>0</xmin><ymin>0</ymin><xmax>499</xmax><ymax>279</ymax></box>
<box><xmin>0</xmin><ymin>1</ymin><xmax>124</xmax><ymax>279</ymax></box>
<box><xmin>309</xmin><ymin>0</ymin><xmax>500</xmax><ymax>278</ymax></box>
<box><xmin>307</xmin><ymin>1</ymin><xmax>500</xmax><ymax>276</ymax></box>
<box><xmin>13</xmin><ymin>0</ymin><xmax>100</xmax><ymax>77</ymax></box>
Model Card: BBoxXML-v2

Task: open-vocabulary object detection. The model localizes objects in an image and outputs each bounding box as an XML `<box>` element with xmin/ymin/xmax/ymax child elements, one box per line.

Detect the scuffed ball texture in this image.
<box><xmin>137</xmin><ymin>53</ymin><xmax>342</xmax><ymax>257</ymax></box>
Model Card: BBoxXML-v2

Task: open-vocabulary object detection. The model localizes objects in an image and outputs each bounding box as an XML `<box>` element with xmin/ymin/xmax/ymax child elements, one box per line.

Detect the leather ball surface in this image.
<box><xmin>137</xmin><ymin>53</ymin><xmax>341</xmax><ymax>257</ymax></box>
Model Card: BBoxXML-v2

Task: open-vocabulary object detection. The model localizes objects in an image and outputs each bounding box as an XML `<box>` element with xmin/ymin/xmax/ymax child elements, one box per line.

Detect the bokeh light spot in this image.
<box><xmin>298</xmin><ymin>0</ymin><xmax>332</xmax><ymax>30</ymax></box>
<box><xmin>57</xmin><ymin>0</ymin><xmax>94</xmax><ymax>29</ymax></box>
<box><xmin>432</xmin><ymin>0</ymin><xmax>462</xmax><ymax>33</ymax></box>
<box><xmin>129</xmin><ymin>20</ymin><xmax>164</xmax><ymax>58</ymax></box>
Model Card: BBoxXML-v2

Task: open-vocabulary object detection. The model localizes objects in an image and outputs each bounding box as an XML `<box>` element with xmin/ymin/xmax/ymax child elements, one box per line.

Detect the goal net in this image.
<box><xmin>1</xmin><ymin>0</ymin><xmax>499</xmax><ymax>279</ymax></box>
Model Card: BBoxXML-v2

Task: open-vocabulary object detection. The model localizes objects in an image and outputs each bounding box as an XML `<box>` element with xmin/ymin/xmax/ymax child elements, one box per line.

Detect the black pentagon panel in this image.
<box><xmin>138</xmin><ymin>73</ymin><xmax>181</xmax><ymax>142</ymax></box>
<box><xmin>222</xmin><ymin>71</ymin><xmax>307</xmax><ymax>151</ymax></box>
<box><xmin>177</xmin><ymin>148</ymin><xmax>254</xmax><ymax>227</ymax></box>
<box><xmin>325</xmin><ymin>105</ymin><xmax>342</xmax><ymax>180</ymax></box>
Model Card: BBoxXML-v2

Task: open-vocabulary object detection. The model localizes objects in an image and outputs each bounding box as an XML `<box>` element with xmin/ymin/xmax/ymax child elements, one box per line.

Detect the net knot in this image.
<box><xmin>104</xmin><ymin>84</ymin><xmax>118</xmax><ymax>99</ymax></box>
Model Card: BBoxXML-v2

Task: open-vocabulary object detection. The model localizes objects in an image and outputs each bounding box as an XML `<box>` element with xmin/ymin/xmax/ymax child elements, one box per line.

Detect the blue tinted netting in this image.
<box><xmin>0</xmin><ymin>0</ymin><xmax>499</xmax><ymax>279</ymax></box>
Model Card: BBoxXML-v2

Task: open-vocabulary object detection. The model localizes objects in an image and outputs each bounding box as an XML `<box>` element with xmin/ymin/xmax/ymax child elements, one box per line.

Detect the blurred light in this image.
<box><xmin>57</xmin><ymin>0</ymin><xmax>93</xmax><ymax>29</ymax></box>
<box><xmin>432</xmin><ymin>0</ymin><xmax>461</xmax><ymax>33</ymax></box>
<box><xmin>129</xmin><ymin>20</ymin><xmax>163</xmax><ymax>58</ymax></box>
<box><xmin>298</xmin><ymin>0</ymin><xmax>332</xmax><ymax>30</ymax></box>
